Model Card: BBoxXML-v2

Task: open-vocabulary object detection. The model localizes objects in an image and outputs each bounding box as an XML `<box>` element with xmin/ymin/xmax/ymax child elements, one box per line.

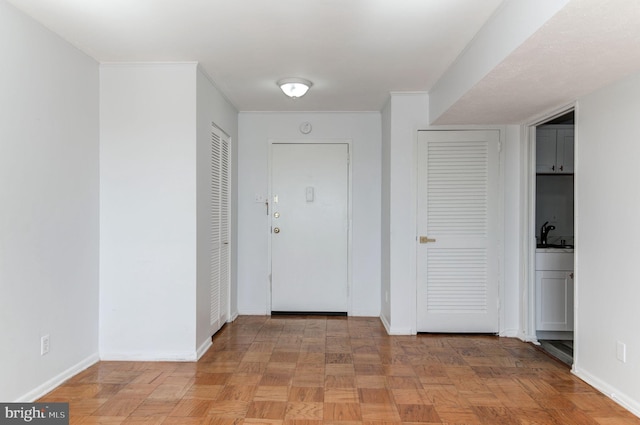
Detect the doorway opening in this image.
<box><xmin>532</xmin><ymin>110</ymin><xmax>575</xmax><ymax>366</ymax></box>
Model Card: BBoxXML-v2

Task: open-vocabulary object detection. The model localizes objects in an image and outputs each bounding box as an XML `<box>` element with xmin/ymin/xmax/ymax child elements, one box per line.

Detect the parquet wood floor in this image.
<box><xmin>39</xmin><ymin>316</ymin><xmax>640</xmax><ymax>424</ymax></box>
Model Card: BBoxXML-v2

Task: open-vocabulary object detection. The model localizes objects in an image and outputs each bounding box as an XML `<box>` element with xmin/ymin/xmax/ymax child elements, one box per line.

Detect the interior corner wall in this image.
<box><xmin>99</xmin><ymin>63</ymin><xmax>199</xmax><ymax>361</ymax></box>
<box><xmin>573</xmin><ymin>71</ymin><xmax>640</xmax><ymax>415</ymax></box>
<box><xmin>387</xmin><ymin>93</ymin><xmax>429</xmax><ymax>335</ymax></box>
<box><xmin>195</xmin><ymin>67</ymin><xmax>239</xmax><ymax>351</ymax></box>
<box><xmin>380</xmin><ymin>100</ymin><xmax>392</xmax><ymax>328</ymax></box>
<box><xmin>0</xmin><ymin>1</ymin><xmax>99</xmax><ymax>401</ymax></box>
<box><xmin>237</xmin><ymin>112</ymin><xmax>382</xmax><ymax>317</ymax></box>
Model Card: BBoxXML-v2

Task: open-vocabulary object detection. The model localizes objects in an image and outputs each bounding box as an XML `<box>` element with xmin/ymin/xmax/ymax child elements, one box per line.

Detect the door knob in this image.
<box><xmin>273</xmin><ymin>227</ymin><xmax>280</xmax><ymax>234</ymax></box>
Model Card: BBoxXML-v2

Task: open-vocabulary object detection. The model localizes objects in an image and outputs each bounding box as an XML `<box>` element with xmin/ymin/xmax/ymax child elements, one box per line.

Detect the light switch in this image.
<box><xmin>306</xmin><ymin>187</ymin><xmax>314</xmax><ymax>202</ymax></box>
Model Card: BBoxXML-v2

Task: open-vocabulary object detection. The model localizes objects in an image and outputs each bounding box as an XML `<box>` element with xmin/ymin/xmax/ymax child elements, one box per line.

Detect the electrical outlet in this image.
<box><xmin>617</xmin><ymin>341</ymin><xmax>626</xmax><ymax>363</ymax></box>
<box><xmin>41</xmin><ymin>335</ymin><xmax>50</xmax><ymax>356</ymax></box>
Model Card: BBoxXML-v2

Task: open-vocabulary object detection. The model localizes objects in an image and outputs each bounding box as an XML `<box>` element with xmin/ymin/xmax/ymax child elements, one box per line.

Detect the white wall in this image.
<box><xmin>574</xmin><ymin>71</ymin><xmax>640</xmax><ymax>415</ymax></box>
<box><xmin>380</xmin><ymin>101</ymin><xmax>392</xmax><ymax>324</ymax></box>
<box><xmin>237</xmin><ymin>112</ymin><xmax>381</xmax><ymax>316</ymax></box>
<box><xmin>100</xmin><ymin>63</ymin><xmax>198</xmax><ymax>360</ymax></box>
<box><xmin>0</xmin><ymin>0</ymin><xmax>99</xmax><ymax>401</ymax></box>
<box><xmin>385</xmin><ymin>93</ymin><xmax>429</xmax><ymax>334</ymax></box>
<box><xmin>195</xmin><ymin>67</ymin><xmax>239</xmax><ymax>351</ymax></box>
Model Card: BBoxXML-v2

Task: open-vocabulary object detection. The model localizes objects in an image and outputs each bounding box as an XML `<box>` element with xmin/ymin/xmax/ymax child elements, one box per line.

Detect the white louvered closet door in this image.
<box><xmin>210</xmin><ymin>124</ymin><xmax>231</xmax><ymax>335</ymax></box>
<box><xmin>417</xmin><ymin>130</ymin><xmax>500</xmax><ymax>333</ymax></box>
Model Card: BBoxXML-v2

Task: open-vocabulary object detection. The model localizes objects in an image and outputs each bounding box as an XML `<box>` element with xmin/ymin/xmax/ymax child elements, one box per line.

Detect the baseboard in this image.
<box><xmin>380</xmin><ymin>314</ymin><xmax>391</xmax><ymax>334</ymax></box>
<box><xmin>388</xmin><ymin>327</ymin><xmax>415</xmax><ymax>335</ymax></box>
<box><xmin>499</xmin><ymin>328</ymin><xmax>520</xmax><ymax>338</ymax></box>
<box><xmin>229</xmin><ymin>312</ymin><xmax>239</xmax><ymax>322</ymax></box>
<box><xmin>18</xmin><ymin>353</ymin><xmax>99</xmax><ymax>402</ymax></box>
<box><xmin>100</xmin><ymin>350</ymin><xmax>198</xmax><ymax>362</ymax></box>
<box><xmin>379</xmin><ymin>315</ymin><xmax>415</xmax><ymax>335</ymax></box>
<box><xmin>521</xmin><ymin>332</ymin><xmax>539</xmax><ymax>344</ymax></box>
<box><xmin>237</xmin><ymin>309</ymin><xmax>269</xmax><ymax>315</ymax></box>
<box><xmin>196</xmin><ymin>338</ymin><xmax>212</xmax><ymax>360</ymax></box>
<box><xmin>573</xmin><ymin>367</ymin><xmax>640</xmax><ymax>418</ymax></box>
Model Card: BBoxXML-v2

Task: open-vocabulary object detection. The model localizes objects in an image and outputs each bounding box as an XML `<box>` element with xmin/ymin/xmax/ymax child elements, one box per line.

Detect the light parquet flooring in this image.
<box><xmin>39</xmin><ymin>316</ymin><xmax>640</xmax><ymax>424</ymax></box>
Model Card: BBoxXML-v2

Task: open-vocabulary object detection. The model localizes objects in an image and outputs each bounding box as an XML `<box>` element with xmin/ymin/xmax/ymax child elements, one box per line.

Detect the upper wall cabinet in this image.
<box><xmin>536</xmin><ymin>125</ymin><xmax>574</xmax><ymax>174</ymax></box>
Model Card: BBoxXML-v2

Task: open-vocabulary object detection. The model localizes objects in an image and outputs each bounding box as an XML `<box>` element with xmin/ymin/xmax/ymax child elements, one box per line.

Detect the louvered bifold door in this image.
<box><xmin>416</xmin><ymin>130</ymin><xmax>500</xmax><ymax>333</ymax></box>
<box><xmin>219</xmin><ymin>136</ymin><xmax>230</xmax><ymax>322</ymax></box>
<box><xmin>210</xmin><ymin>124</ymin><xmax>231</xmax><ymax>335</ymax></box>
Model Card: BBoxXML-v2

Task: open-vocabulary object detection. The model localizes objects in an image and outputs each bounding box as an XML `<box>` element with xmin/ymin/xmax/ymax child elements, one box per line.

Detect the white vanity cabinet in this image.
<box><xmin>536</xmin><ymin>125</ymin><xmax>574</xmax><ymax>174</ymax></box>
<box><xmin>536</xmin><ymin>250</ymin><xmax>574</xmax><ymax>331</ymax></box>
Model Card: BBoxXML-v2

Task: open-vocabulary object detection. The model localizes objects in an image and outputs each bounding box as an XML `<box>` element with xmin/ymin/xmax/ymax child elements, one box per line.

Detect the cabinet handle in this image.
<box><xmin>559</xmin><ymin>165</ymin><xmax>564</xmax><ymax>171</ymax></box>
<box><xmin>570</xmin><ymin>272</ymin><xmax>574</xmax><ymax>279</ymax></box>
<box><xmin>551</xmin><ymin>165</ymin><xmax>555</xmax><ymax>171</ymax></box>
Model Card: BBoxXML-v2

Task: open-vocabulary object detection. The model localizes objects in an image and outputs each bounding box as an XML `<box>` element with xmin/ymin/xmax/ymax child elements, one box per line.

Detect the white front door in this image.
<box><xmin>270</xmin><ymin>143</ymin><xmax>349</xmax><ymax>313</ymax></box>
<box><xmin>417</xmin><ymin>130</ymin><xmax>501</xmax><ymax>333</ymax></box>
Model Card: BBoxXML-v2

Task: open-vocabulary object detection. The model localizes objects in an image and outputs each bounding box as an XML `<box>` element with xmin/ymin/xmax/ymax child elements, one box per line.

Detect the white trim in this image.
<box><xmin>573</xmin><ymin>367</ymin><xmax>640</xmax><ymax>418</ymax></box>
<box><xmin>267</xmin><ymin>139</ymin><xmax>353</xmax><ymax>315</ymax></box>
<box><xmin>196</xmin><ymin>338</ymin><xmax>213</xmax><ymax>360</ymax></box>
<box><xmin>387</xmin><ymin>328</ymin><xmax>416</xmax><ymax>336</ymax></box>
<box><xmin>381</xmin><ymin>315</ymin><xmax>415</xmax><ymax>335</ymax></box>
<box><xmin>499</xmin><ymin>329</ymin><xmax>520</xmax><ymax>338</ymax></box>
<box><xmin>526</xmin><ymin>102</ymin><xmax>576</xmax><ymax>127</ymax></box>
<box><xmin>100</xmin><ymin>351</ymin><xmax>198</xmax><ymax>362</ymax></box>
<box><xmin>525</xmin><ymin>124</ymin><xmax>537</xmax><ymax>340</ymax></box>
<box><xmin>237</xmin><ymin>309</ymin><xmax>269</xmax><ymax>315</ymax></box>
<box><xmin>17</xmin><ymin>353</ymin><xmax>99</xmax><ymax>402</ymax></box>
<box><xmin>380</xmin><ymin>314</ymin><xmax>392</xmax><ymax>334</ymax></box>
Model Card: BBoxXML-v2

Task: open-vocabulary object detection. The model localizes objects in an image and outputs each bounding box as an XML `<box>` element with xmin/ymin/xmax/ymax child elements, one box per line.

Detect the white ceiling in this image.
<box><xmin>8</xmin><ymin>0</ymin><xmax>640</xmax><ymax>122</ymax></box>
<box><xmin>434</xmin><ymin>0</ymin><xmax>640</xmax><ymax>124</ymax></box>
<box><xmin>6</xmin><ymin>0</ymin><xmax>503</xmax><ymax>112</ymax></box>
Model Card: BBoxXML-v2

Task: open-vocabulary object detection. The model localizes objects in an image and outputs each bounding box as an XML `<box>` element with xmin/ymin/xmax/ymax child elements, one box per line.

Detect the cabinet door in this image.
<box><xmin>536</xmin><ymin>128</ymin><xmax>557</xmax><ymax>173</ymax></box>
<box><xmin>556</xmin><ymin>129</ymin><xmax>574</xmax><ymax>174</ymax></box>
<box><xmin>536</xmin><ymin>271</ymin><xmax>574</xmax><ymax>331</ymax></box>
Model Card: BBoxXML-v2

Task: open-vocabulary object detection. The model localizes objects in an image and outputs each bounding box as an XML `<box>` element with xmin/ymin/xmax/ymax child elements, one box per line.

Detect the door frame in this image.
<box><xmin>522</xmin><ymin>104</ymin><xmax>576</xmax><ymax>345</ymax></box>
<box><xmin>266</xmin><ymin>139</ymin><xmax>353</xmax><ymax>314</ymax></box>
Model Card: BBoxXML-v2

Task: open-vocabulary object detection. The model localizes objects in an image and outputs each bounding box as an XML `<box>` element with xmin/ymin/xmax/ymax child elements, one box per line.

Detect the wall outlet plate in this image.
<box><xmin>617</xmin><ymin>341</ymin><xmax>626</xmax><ymax>363</ymax></box>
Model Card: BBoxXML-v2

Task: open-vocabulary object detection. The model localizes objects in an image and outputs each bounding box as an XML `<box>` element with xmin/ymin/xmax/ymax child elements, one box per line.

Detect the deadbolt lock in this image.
<box><xmin>273</xmin><ymin>227</ymin><xmax>280</xmax><ymax>234</ymax></box>
<box><xmin>274</xmin><ymin>212</ymin><xmax>280</xmax><ymax>218</ymax></box>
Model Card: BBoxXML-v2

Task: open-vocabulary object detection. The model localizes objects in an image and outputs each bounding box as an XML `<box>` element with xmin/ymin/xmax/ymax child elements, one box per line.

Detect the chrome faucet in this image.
<box><xmin>540</xmin><ymin>221</ymin><xmax>556</xmax><ymax>246</ymax></box>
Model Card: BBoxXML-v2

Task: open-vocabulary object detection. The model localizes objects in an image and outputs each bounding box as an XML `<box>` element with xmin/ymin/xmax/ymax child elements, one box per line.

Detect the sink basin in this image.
<box><xmin>537</xmin><ymin>244</ymin><xmax>574</xmax><ymax>249</ymax></box>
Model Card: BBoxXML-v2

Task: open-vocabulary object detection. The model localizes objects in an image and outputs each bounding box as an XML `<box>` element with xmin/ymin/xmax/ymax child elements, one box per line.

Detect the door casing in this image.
<box><xmin>523</xmin><ymin>105</ymin><xmax>577</xmax><ymax>346</ymax></box>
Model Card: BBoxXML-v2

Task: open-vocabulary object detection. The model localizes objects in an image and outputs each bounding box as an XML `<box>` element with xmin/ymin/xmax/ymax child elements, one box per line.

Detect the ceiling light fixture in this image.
<box><xmin>277</xmin><ymin>78</ymin><xmax>312</xmax><ymax>99</ymax></box>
